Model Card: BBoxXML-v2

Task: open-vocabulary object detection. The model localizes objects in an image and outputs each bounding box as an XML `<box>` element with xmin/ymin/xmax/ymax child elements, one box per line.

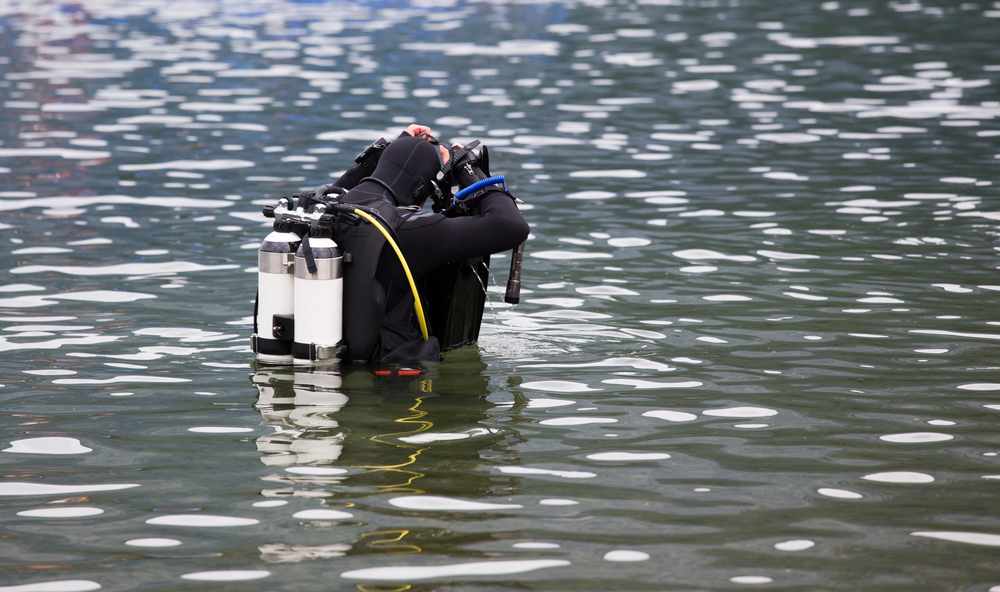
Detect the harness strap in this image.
<box><xmin>301</xmin><ymin>233</ymin><xmax>317</xmax><ymax>274</ymax></box>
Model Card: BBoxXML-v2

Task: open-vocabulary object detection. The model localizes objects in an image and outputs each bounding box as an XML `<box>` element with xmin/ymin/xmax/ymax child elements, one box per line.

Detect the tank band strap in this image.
<box><xmin>301</xmin><ymin>233</ymin><xmax>317</xmax><ymax>274</ymax></box>
<box><xmin>251</xmin><ymin>334</ymin><xmax>292</xmax><ymax>356</ymax></box>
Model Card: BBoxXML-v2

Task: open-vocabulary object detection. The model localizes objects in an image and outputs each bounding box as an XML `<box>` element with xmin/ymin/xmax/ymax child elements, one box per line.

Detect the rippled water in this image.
<box><xmin>2</xmin><ymin>0</ymin><xmax>1000</xmax><ymax>590</ymax></box>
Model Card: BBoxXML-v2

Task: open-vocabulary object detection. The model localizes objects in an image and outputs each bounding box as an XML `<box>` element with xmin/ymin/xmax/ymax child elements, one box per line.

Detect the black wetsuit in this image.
<box><xmin>333</xmin><ymin>134</ymin><xmax>529</xmax><ymax>364</ymax></box>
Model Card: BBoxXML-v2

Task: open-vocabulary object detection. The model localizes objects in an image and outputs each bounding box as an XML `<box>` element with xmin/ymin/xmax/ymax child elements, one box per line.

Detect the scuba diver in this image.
<box><xmin>253</xmin><ymin>124</ymin><xmax>529</xmax><ymax>367</ymax></box>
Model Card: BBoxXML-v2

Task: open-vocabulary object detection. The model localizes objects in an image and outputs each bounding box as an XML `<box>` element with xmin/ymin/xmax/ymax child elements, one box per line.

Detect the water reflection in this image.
<box><xmin>4</xmin><ymin>0</ymin><xmax>1000</xmax><ymax>587</ymax></box>
<box><xmin>253</xmin><ymin>367</ymin><xmax>347</xmax><ymax>468</ymax></box>
<box><xmin>249</xmin><ymin>352</ymin><xmax>513</xmax><ymax>566</ymax></box>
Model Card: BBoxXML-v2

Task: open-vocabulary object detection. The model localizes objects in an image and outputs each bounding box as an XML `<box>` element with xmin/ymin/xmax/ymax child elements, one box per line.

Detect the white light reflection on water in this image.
<box><xmin>389</xmin><ymin>496</ymin><xmax>522</xmax><ymax>511</ymax></box>
<box><xmin>145</xmin><ymin>515</ymin><xmax>259</xmax><ymax>527</ymax></box>
<box><xmin>3</xmin><ymin>437</ymin><xmax>92</xmax><ymax>455</ymax></box>
<box><xmin>11</xmin><ymin>262</ymin><xmax>239</xmax><ymax>276</ymax></box>
<box><xmin>861</xmin><ymin>472</ymin><xmax>934</xmax><ymax>484</ymax></box>
<box><xmin>16</xmin><ymin>507</ymin><xmax>104</xmax><ymax>518</ymax></box>
<box><xmin>586</xmin><ymin>452</ymin><xmax>669</xmax><ymax>461</ymax></box>
<box><xmin>538</xmin><ymin>417</ymin><xmax>617</xmax><ymax>427</ymax></box>
<box><xmin>703</xmin><ymin>407</ymin><xmax>779</xmax><ymax>418</ymax></box>
<box><xmin>341</xmin><ymin>560</ymin><xmax>571</xmax><ymax>581</ymax></box>
<box><xmin>521</xmin><ymin>381</ymin><xmax>599</xmax><ymax>393</ymax></box>
<box><xmin>188</xmin><ymin>426</ymin><xmax>254</xmax><ymax>433</ymax></box>
<box><xmin>643</xmin><ymin>410</ymin><xmax>698</xmax><ymax>422</ymax></box>
<box><xmin>538</xmin><ymin>499</ymin><xmax>578</xmax><ymax>506</ymax></box>
<box><xmin>292</xmin><ymin>509</ymin><xmax>353</xmax><ymax>520</ymax></box>
<box><xmin>0</xmin><ymin>291</ymin><xmax>155</xmax><ymax>311</ymax></box>
<box><xmin>774</xmin><ymin>539</ymin><xmax>815</xmax><ymax>551</ymax></box>
<box><xmin>603</xmin><ymin>550</ymin><xmax>650</xmax><ymax>562</ymax></box>
<box><xmin>730</xmin><ymin>575</ymin><xmax>774</xmax><ymax>585</ymax></box>
<box><xmin>879</xmin><ymin>433</ymin><xmax>954</xmax><ymax>443</ymax></box>
<box><xmin>911</xmin><ymin>532</ymin><xmax>1000</xmax><ymax>547</ymax></box>
<box><xmin>53</xmin><ymin>376</ymin><xmax>190</xmax><ymax>385</ymax></box>
<box><xmin>0</xmin><ymin>483</ymin><xmax>139</xmax><ymax>496</ymax></box>
<box><xmin>0</xmin><ymin>582</ymin><xmax>102</xmax><ymax>592</ymax></box>
<box><xmin>514</xmin><ymin>542</ymin><xmax>561</xmax><ymax>549</ymax></box>
<box><xmin>179</xmin><ymin>571</ymin><xmax>271</xmax><ymax>582</ymax></box>
<box><xmin>525</xmin><ymin>358</ymin><xmax>674</xmax><ymax>371</ymax></box>
<box><xmin>602</xmin><ymin>379</ymin><xmax>702</xmax><ymax>389</ymax></box>
<box><xmin>817</xmin><ymin>488</ymin><xmax>863</xmax><ymax>500</ymax></box>
<box><xmin>524</xmin><ymin>398</ymin><xmax>575</xmax><ymax>409</ymax></box>
<box><xmin>124</xmin><ymin>538</ymin><xmax>182</xmax><ymax>548</ymax></box>
<box><xmin>497</xmin><ymin>467</ymin><xmax>596</xmax><ymax>479</ymax></box>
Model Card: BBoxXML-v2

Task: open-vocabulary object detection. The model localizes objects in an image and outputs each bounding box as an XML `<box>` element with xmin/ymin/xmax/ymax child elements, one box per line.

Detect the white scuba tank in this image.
<box><xmin>253</xmin><ymin>229</ymin><xmax>301</xmax><ymax>364</ymax></box>
<box><xmin>292</xmin><ymin>236</ymin><xmax>343</xmax><ymax>364</ymax></box>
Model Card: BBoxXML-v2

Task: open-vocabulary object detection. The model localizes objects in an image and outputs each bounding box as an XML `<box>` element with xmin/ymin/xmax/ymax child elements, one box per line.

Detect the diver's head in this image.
<box><xmin>370</xmin><ymin>134</ymin><xmax>443</xmax><ymax>207</ymax></box>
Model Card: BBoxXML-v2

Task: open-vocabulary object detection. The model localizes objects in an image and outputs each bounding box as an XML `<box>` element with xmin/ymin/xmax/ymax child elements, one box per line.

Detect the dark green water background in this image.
<box><xmin>1</xmin><ymin>0</ymin><xmax>999</xmax><ymax>590</ymax></box>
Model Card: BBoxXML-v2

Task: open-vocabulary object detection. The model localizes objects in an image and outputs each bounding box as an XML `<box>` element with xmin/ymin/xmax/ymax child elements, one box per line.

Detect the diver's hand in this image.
<box><xmin>403</xmin><ymin>124</ymin><xmax>432</xmax><ymax>137</ymax></box>
<box><xmin>402</xmin><ymin>124</ymin><xmax>453</xmax><ymax>164</ymax></box>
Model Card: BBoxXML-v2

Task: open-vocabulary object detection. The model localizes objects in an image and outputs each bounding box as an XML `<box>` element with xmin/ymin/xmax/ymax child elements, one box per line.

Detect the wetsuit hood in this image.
<box><xmin>368</xmin><ymin>135</ymin><xmax>442</xmax><ymax>207</ymax></box>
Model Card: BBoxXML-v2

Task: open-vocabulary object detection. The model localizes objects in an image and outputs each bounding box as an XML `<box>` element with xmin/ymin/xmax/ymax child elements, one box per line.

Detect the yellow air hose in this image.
<box><xmin>352</xmin><ymin>208</ymin><xmax>429</xmax><ymax>341</ymax></box>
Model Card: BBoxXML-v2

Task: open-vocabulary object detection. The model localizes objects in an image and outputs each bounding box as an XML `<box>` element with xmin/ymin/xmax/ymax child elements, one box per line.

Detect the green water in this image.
<box><xmin>1</xmin><ymin>0</ymin><xmax>1000</xmax><ymax>590</ymax></box>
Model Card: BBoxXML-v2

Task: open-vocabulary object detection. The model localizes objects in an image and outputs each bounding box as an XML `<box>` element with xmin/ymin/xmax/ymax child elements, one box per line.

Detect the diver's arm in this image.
<box><xmin>329</xmin><ymin>136</ymin><xmax>397</xmax><ymax>192</ymax></box>
<box><xmin>398</xmin><ymin>189</ymin><xmax>529</xmax><ymax>278</ymax></box>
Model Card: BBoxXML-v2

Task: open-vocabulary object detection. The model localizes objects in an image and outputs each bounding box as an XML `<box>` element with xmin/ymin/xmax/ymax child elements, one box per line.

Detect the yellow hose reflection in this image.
<box><xmin>360</xmin><ymin>529</ymin><xmax>421</xmax><ymax>555</ymax></box>
<box><xmin>356</xmin><ymin>395</ymin><xmax>432</xmax><ymax>492</ymax></box>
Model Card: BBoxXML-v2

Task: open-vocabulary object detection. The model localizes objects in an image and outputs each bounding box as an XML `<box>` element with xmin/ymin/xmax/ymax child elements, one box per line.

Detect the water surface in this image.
<box><xmin>2</xmin><ymin>0</ymin><xmax>1000</xmax><ymax>590</ymax></box>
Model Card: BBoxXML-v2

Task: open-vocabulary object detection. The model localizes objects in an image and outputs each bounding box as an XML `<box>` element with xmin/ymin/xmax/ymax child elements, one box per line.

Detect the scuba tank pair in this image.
<box><xmin>252</xmin><ymin>196</ymin><xmax>344</xmax><ymax>366</ymax></box>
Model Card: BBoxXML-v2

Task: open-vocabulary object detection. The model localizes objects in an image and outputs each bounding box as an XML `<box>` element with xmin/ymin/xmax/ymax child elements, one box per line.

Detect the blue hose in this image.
<box><xmin>455</xmin><ymin>175</ymin><xmax>505</xmax><ymax>201</ymax></box>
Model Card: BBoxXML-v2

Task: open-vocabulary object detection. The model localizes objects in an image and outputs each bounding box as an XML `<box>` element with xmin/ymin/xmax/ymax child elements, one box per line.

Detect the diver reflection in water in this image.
<box><xmin>250</xmin><ymin>350</ymin><xmax>512</xmax><ymax>562</ymax></box>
